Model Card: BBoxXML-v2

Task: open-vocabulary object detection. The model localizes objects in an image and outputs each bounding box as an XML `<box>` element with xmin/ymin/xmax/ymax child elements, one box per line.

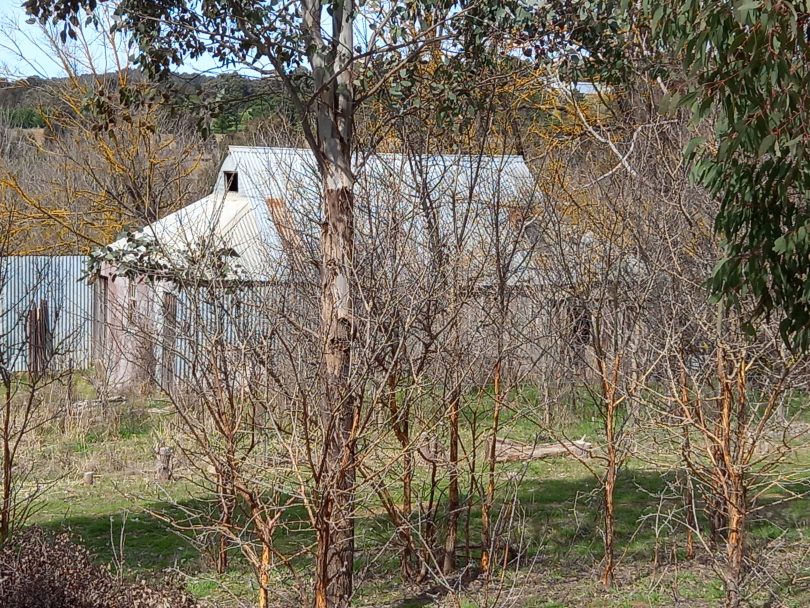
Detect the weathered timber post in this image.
<box><xmin>155</xmin><ymin>447</ymin><xmax>173</xmax><ymax>482</ymax></box>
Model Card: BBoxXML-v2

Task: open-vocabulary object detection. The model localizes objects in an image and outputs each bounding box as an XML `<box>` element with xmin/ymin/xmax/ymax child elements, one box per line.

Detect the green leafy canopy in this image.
<box><xmin>651</xmin><ymin>0</ymin><xmax>810</xmax><ymax>350</ymax></box>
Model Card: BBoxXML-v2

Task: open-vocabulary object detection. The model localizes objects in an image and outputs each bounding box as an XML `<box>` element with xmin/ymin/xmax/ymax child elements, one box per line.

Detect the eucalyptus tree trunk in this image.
<box><xmin>303</xmin><ymin>0</ymin><xmax>357</xmax><ymax>606</ymax></box>
<box><xmin>314</xmin><ymin>162</ymin><xmax>356</xmax><ymax>608</ymax></box>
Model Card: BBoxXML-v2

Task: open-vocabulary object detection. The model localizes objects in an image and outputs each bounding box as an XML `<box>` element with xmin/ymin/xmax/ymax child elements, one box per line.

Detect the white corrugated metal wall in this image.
<box><xmin>0</xmin><ymin>256</ymin><xmax>93</xmax><ymax>372</ymax></box>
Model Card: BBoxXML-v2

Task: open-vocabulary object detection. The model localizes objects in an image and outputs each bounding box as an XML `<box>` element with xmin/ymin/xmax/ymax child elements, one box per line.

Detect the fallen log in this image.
<box><xmin>495</xmin><ymin>438</ymin><xmax>592</xmax><ymax>463</ymax></box>
<box><xmin>70</xmin><ymin>396</ymin><xmax>125</xmax><ymax>409</ymax></box>
<box><xmin>414</xmin><ymin>435</ymin><xmax>592</xmax><ymax>467</ymax></box>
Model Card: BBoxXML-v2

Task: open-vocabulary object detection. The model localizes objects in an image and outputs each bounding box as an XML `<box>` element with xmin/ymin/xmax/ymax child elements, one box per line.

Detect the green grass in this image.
<box><xmin>18</xmin><ymin>387</ymin><xmax>810</xmax><ymax>608</ymax></box>
<box><xmin>118</xmin><ymin>415</ymin><xmax>151</xmax><ymax>440</ymax></box>
<box><xmin>73</xmin><ymin>431</ymin><xmax>106</xmax><ymax>454</ymax></box>
<box><xmin>30</xmin><ymin>458</ymin><xmax>809</xmax><ymax>607</ymax></box>
<box><xmin>33</xmin><ymin>479</ymin><xmax>194</xmax><ymax>571</ymax></box>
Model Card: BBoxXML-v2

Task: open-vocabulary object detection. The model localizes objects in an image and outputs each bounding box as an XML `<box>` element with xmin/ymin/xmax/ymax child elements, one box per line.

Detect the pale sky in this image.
<box><xmin>0</xmin><ymin>1</ymin><xmax>225</xmax><ymax>79</ymax></box>
<box><xmin>0</xmin><ymin>2</ymin><xmax>67</xmax><ymax>78</ymax></box>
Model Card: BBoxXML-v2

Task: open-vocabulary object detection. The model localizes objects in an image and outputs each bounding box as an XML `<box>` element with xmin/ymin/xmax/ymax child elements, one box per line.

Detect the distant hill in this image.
<box><xmin>0</xmin><ymin>70</ymin><xmax>295</xmax><ymax>133</ymax></box>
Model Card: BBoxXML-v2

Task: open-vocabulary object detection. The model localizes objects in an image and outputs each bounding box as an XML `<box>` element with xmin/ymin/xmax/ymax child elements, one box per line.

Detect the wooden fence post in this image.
<box><xmin>156</xmin><ymin>447</ymin><xmax>173</xmax><ymax>482</ymax></box>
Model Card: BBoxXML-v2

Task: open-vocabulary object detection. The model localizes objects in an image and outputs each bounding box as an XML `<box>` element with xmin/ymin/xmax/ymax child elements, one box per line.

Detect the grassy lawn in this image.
<box><xmin>16</xmin><ymin>391</ymin><xmax>810</xmax><ymax>607</ymax></box>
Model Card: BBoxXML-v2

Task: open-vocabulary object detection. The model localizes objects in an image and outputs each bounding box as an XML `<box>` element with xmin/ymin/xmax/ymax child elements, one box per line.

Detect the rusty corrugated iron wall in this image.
<box><xmin>0</xmin><ymin>256</ymin><xmax>93</xmax><ymax>372</ymax></box>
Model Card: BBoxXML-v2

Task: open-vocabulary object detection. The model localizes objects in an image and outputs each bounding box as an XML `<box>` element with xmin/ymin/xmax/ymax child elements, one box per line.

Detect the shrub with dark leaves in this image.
<box><xmin>0</xmin><ymin>527</ymin><xmax>197</xmax><ymax>608</ymax></box>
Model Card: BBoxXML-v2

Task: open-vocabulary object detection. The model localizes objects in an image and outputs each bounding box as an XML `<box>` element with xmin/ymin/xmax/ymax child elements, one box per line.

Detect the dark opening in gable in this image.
<box><xmin>224</xmin><ymin>171</ymin><xmax>239</xmax><ymax>193</ymax></box>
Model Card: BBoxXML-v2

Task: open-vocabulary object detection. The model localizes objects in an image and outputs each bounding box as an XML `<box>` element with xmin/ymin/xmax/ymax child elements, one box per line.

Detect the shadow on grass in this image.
<box><xmin>40</xmin><ymin>496</ymin><xmax>210</xmax><ymax>574</ymax></box>
<box><xmin>33</xmin><ymin>464</ymin><xmax>810</xmax><ymax>605</ymax></box>
<box><xmin>38</xmin><ymin>492</ymin><xmax>314</xmax><ymax>577</ymax></box>
<box><xmin>361</xmin><ymin>463</ymin><xmax>810</xmax><ymax>574</ymax></box>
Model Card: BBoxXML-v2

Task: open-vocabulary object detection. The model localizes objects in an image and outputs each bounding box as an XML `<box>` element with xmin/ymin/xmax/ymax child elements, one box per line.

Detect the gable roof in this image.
<box><xmin>108</xmin><ymin>146</ymin><xmax>535</xmax><ymax>282</ymax></box>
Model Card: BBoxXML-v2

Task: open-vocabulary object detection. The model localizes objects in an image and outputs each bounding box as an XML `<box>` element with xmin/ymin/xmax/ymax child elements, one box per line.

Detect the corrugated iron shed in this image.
<box><xmin>0</xmin><ymin>256</ymin><xmax>93</xmax><ymax>372</ymax></box>
<box><xmin>107</xmin><ymin>147</ymin><xmax>536</xmax><ymax>281</ymax></box>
